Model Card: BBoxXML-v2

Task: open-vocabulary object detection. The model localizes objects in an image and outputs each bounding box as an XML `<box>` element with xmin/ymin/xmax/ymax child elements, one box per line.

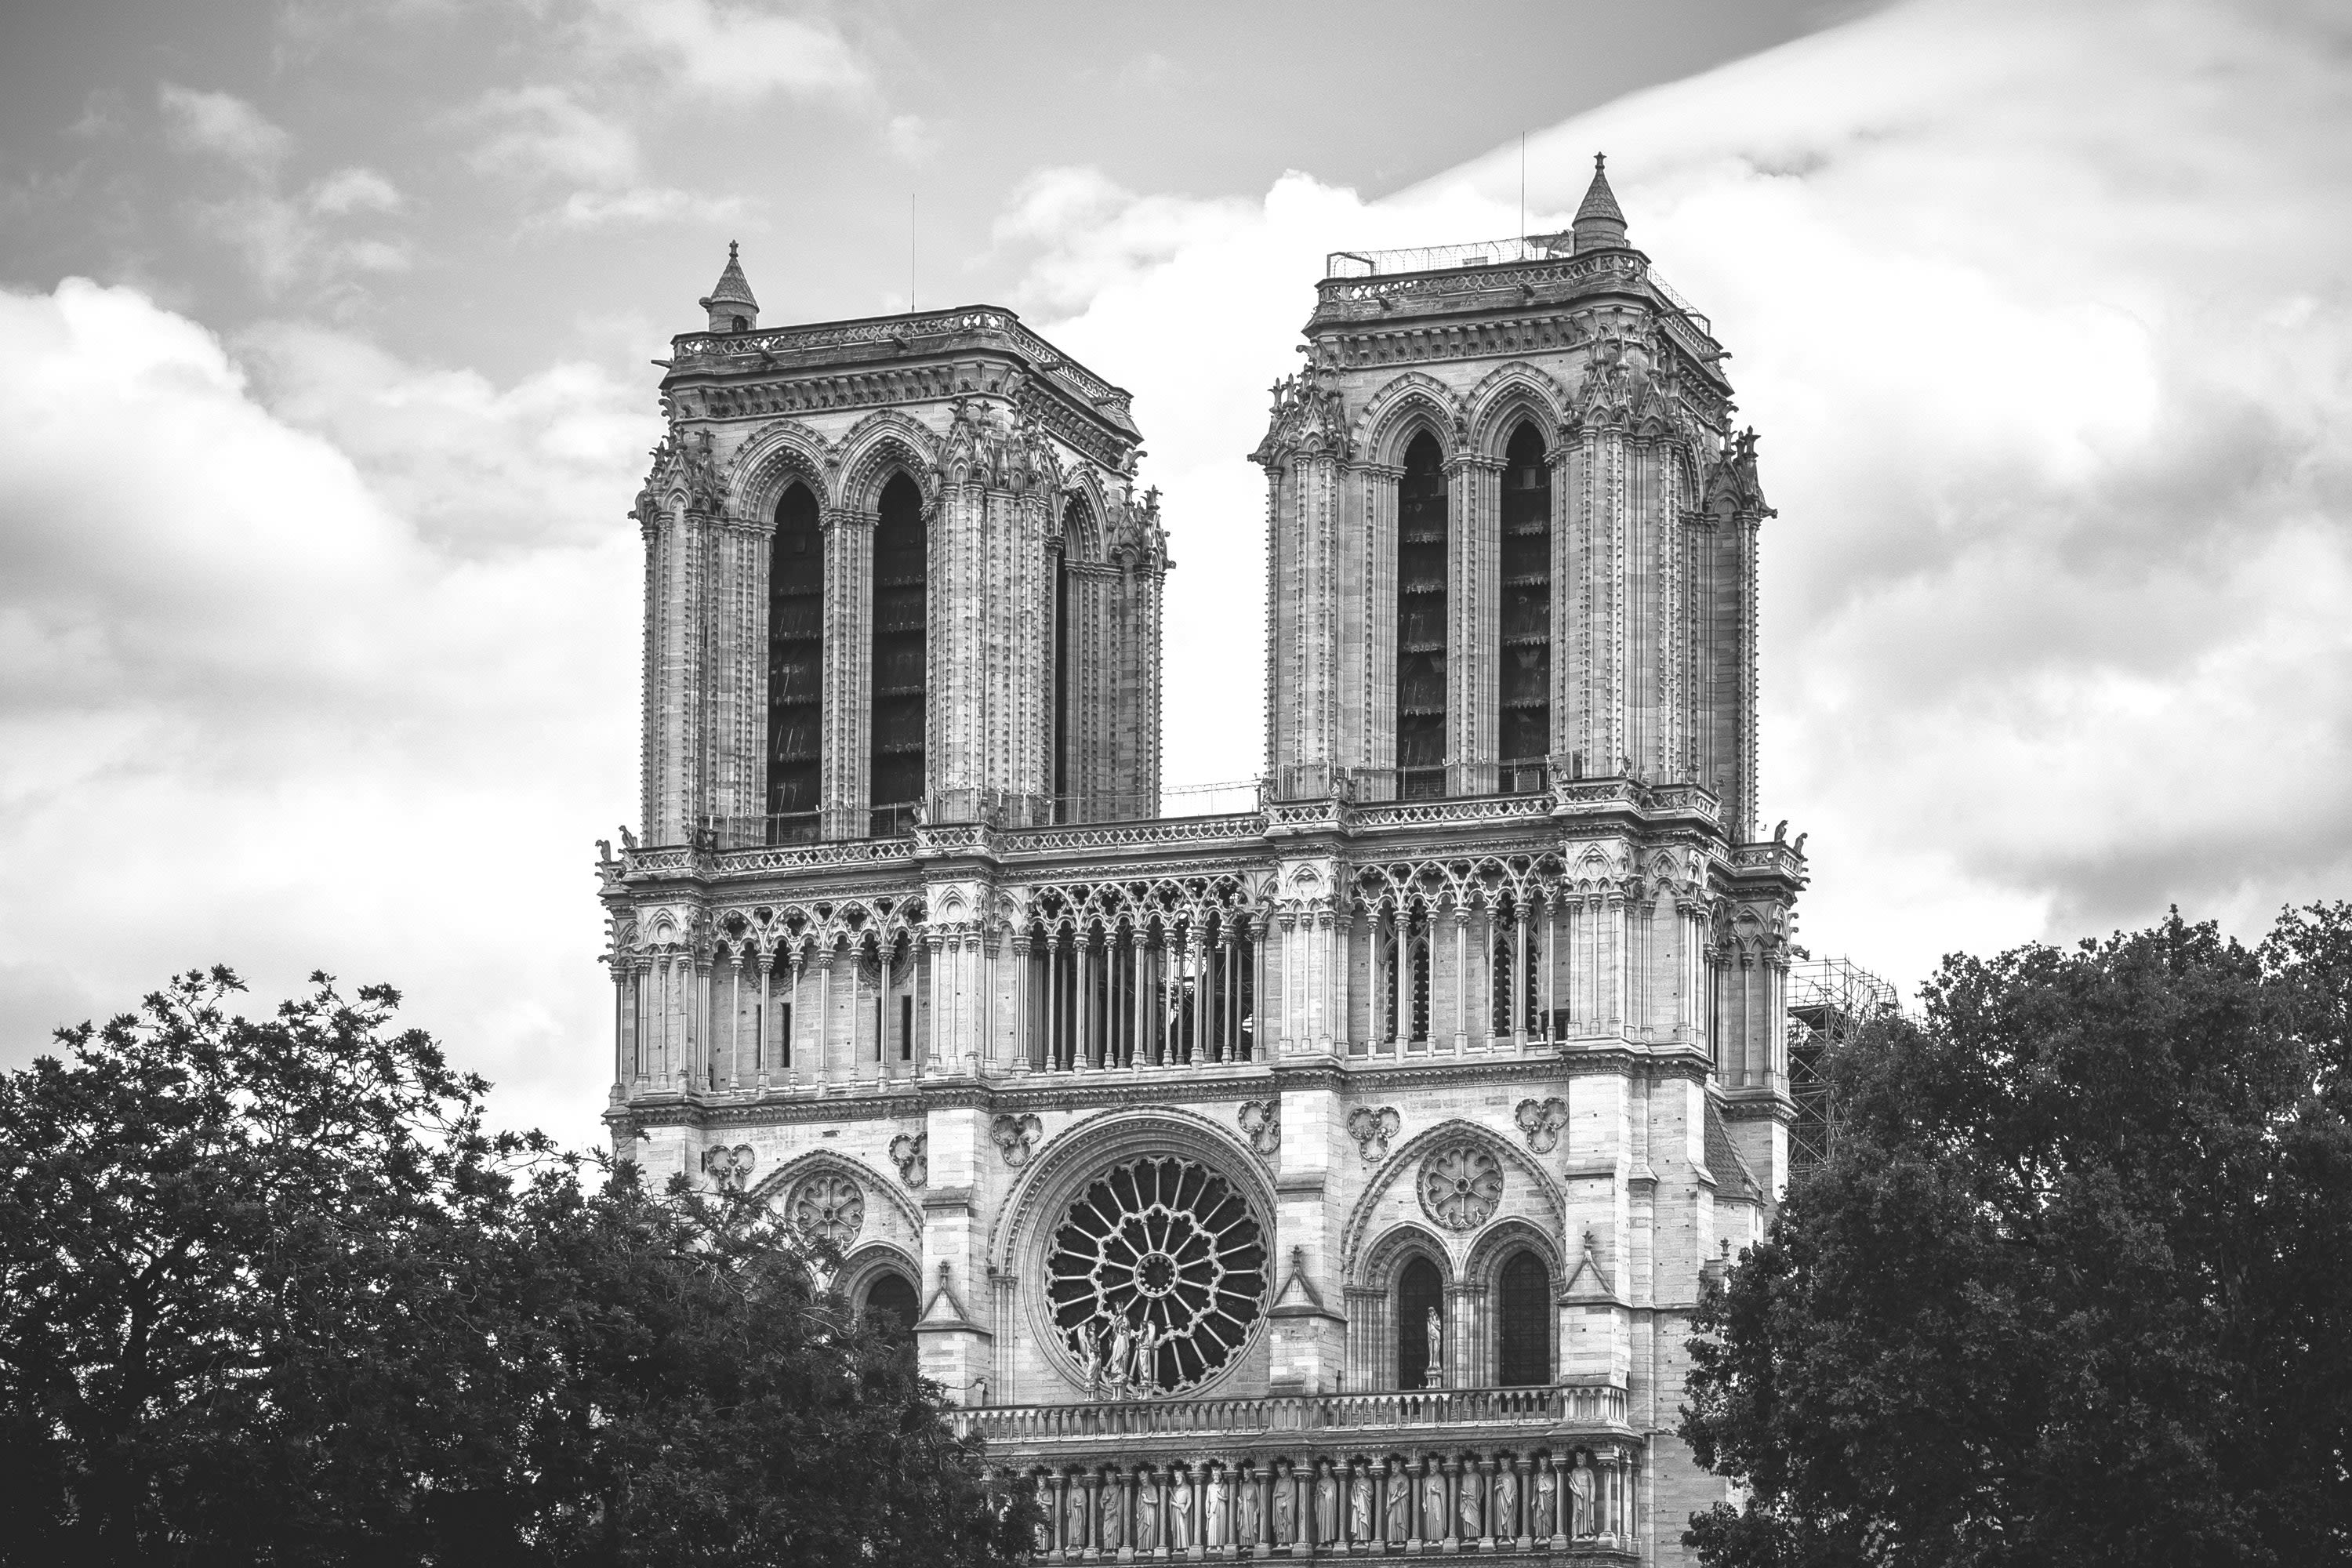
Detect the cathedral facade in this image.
<box><xmin>600</xmin><ymin>160</ymin><xmax>1802</xmax><ymax>1565</ymax></box>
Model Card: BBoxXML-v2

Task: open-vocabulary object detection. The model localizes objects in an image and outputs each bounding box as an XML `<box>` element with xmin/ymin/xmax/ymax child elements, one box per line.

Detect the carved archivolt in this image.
<box><xmin>746</xmin><ymin>1149</ymin><xmax>923</xmax><ymax>1247</ymax></box>
<box><xmin>723</xmin><ymin>416</ymin><xmax>835</xmax><ymax>520</ymax></box>
<box><xmin>1339</xmin><ymin>1119</ymin><xmax>1566</xmax><ymax>1279</ymax></box>
<box><xmin>1349</xmin><ymin>371</ymin><xmax>1467</xmax><ymax>467</ymax></box>
<box><xmin>1461</xmin><ymin>360</ymin><xmax>1570</xmax><ymax>454</ymax></box>
<box><xmin>833</xmin><ymin>408</ymin><xmax>942</xmax><ymax>514</ymax></box>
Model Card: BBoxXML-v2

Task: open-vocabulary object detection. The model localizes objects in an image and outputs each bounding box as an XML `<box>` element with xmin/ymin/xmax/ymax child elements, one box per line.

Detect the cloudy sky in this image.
<box><xmin>2</xmin><ymin>0</ymin><xmax>2347</xmax><ymax>1145</ymax></box>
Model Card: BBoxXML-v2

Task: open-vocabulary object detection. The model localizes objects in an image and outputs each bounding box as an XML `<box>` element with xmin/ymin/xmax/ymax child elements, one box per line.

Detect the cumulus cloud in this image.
<box><xmin>581</xmin><ymin>0</ymin><xmax>872</xmax><ymax>103</ymax></box>
<box><xmin>0</xmin><ymin>280</ymin><xmax>652</xmax><ymax>1141</ymax></box>
<box><xmin>1004</xmin><ymin>0</ymin><xmax>2352</xmax><ymax>993</ymax></box>
<box><xmin>158</xmin><ymin>83</ymin><xmax>292</xmax><ymax>174</ymax></box>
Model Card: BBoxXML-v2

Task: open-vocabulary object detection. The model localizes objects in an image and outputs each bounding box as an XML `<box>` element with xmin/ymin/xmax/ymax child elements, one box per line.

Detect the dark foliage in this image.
<box><xmin>1679</xmin><ymin>907</ymin><xmax>2352</xmax><ymax>1568</ymax></box>
<box><xmin>0</xmin><ymin>967</ymin><xmax>1035</xmax><ymax>1566</ymax></box>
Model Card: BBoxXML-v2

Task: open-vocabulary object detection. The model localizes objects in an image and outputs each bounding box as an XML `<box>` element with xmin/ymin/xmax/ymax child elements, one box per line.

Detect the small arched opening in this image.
<box><xmin>1396</xmin><ymin>1254</ymin><xmax>1445</xmax><ymax>1389</ymax></box>
<box><xmin>1496</xmin><ymin>1249</ymin><xmax>1552</xmax><ymax>1386</ymax></box>
<box><xmin>863</xmin><ymin>1270</ymin><xmax>920</xmax><ymax>1349</ymax></box>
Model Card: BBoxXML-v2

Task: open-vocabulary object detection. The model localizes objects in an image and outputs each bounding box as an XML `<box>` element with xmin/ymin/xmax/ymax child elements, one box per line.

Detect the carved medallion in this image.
<box><xmin>701</xmin><ymin>1142</ymin><xmax>756</xmax><ymax>1192</ymax></box>
<box><xmin>788</xmin><ymin>1171</ymin><xmax>865</xmax><ymax>1247</ymax></box>
<box><xmin>1418</xmin><ymin>1143</ymin><xmax>1503</xmax><ymax>1232</ymax></box>
<box><xmin>1347</xmin><ymin>1105</ymin><xmax>1400</xmax><ymax>1164</ymax></box>
<box><xmin>991</xmin><ymin>1112</ymin><xmax>1044</xmax><ymax>1167</ymax></box>
<box><xmin>888</xmin><ymin>1132</ymin><xmax>927</xmax><ymax>1188</ymax></box>
<box><xmin>1514</xmin><ymin>1097</ymin><xmax>1569</xmax><ymax>1155</ymax></box>
<box><xmin>1237</xmin><ymin>1100</ymin><xmax>1281</xmax><ymax>1160</ymax></box>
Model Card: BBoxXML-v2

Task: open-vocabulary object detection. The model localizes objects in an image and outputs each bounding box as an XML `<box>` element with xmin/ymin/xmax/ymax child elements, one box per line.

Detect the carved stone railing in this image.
<box><xmin>976</xmin><ymin>1412</ymin><xmax>1644</xmax><ymax>1561</ymax></box>
<box><xmin>956</xmin><ymin>1383</ymin><xmax>1625</xmax><ymax>1446</ymax></box>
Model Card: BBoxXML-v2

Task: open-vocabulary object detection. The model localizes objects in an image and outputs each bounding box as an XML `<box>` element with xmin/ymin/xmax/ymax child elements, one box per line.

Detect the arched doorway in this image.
<box><xmin>863</xmin><ymin>1271</ymin><xmax>920</xmax><ymax>1348</ymax></box>
<box><xmin>1496</xmin><ymin>1250</ymin><xmax>1552</xmax><ymax>1386</ymax></box>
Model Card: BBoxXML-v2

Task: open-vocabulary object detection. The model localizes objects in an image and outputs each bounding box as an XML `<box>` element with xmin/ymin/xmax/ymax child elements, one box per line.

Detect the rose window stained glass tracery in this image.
<box><xmin>1418</xmin><ymin>1143</ymin><xmax>1504</xmax><ymax>1231</ymax></box>
<box><xmin>1047</xmin><ymin>1156</ymin><xmax>1267</xmax><ymax>1392</ymax></box>
<box><xmin>788</xmin><ymin>1171</ymin><xmax>865</xmax><ymax>1247</ymax></box>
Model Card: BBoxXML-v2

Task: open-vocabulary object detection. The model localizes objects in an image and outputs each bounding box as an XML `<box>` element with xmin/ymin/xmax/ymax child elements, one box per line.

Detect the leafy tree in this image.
<box><xmin>0</xmin><ymin>967</ymin><xmax>1033</xmax><ymax>1566</ymax></box>
<box><xmin>1680</xmin><ymin>907</ymin><xmax>2352</xmax><ymax>1568</ymax></box>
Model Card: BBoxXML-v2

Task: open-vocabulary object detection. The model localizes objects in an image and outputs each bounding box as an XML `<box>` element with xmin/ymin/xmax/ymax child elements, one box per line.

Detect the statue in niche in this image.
<box><xmin>1234</xmin><ymin>1467</ymin><xmax>1261</xmax><ymax>1547</ymax></box>
<box><xmin>1425</xmin><ymin>1306</ymin><xmax>1445</xmax><ymax>1387</ymax></box>
<box><xmin>1569</xmin><ymin>1455</ymin><xmax>1596</xmax><ymax>1537</ymax></box>
<box><xmin>1168</xmin><ymin>1466</ymin><xmax>1195</xmax><ymax>1551</ymax></box>
<box><xmin>1099</xmin><ymin>1474</ymin><xmax>1124</xmax><ymax>1552</ymax></box>
<box><xmin>1495</xmin><ymin>1461</ymin><xmax>1520</xmax><ymax>1540</ymax></box>
<box><xmin>1313</xmin><ymin>1461</ymin><xmax>1339</xmax><ymax>1544</ymax></box>
<box><xmin>1272</xmin><ymin>1461</ymin><xmax>1297</xmax><ymax>1543</ymax></box>
<box><xmin>1135</xmin><ymin>1469</ymin><xmax>1160</xmax><ymax>1553</ymax></box>
<box><xmin>1066</xmin><ymin>1480</ymin><xmax>1089</xmax><ymax>1548</ymax></box>
<box><xmin>1349</xmin><ymin>1461</ymin><xmax>1374</xmax><ymax>1543</ymax></box>
<box><xmin>1534</xmin><ymin>1462</ymin><xmax>1559</xmax><ymax>1540</ymax></box>
<box><xmin>1458</xmin><ymin>1464</ymin><xmax>1484</xmax><ymax>1541</ymax></box>
<box><xmin>1033</xmin><ymin>1476</ymin><xmax>1054</xmax><ymax>1553</ymax></box>
<box><xmin>1204</xmin><ymin>1468</ymin><xmax>1229</xmax><ymax>1548</ymax></box>
<box><xmin>1420</xmin><ymin>1465</ymin><xmax>1445</xmax><ymax>1541</ymax></box>
<box><xmin>1385</xmin><ymin>1457</ymin><xmax>1412</xmax><ymax>1543</ymax></box>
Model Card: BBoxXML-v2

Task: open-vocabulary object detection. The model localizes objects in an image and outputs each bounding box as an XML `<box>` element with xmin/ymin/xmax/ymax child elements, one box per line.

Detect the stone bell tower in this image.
<box><xmin>631</xmin><ymin>245</ymin><xmax>1171</xmax><ymax>848</ymax></box>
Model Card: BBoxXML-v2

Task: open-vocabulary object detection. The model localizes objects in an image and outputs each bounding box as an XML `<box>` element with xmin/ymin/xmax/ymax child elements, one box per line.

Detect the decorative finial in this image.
<box><xmin>1573</xmin><ymin>152</ymin><xmax>1629</xmax><ymax>251</ymax></box>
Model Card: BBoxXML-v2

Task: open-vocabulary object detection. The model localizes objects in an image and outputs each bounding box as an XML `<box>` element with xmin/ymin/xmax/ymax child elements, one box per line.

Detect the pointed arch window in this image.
<box><xmin>1396</xmin><ymin>1254</ymin><xmax>1444</xmax><ymax>1389</ymax></box>
<box><xmin>1496</xmin><ymin>1250</ymin><xmax>1552</xmax><ymax>1386</ymax></box>
<box><xmin>1052</xmin><ymin>495</ymin><xmax>1089</xmax><ymax>819</ymax></box>
<box><xmin>869</xmin><ymin>472</ymin><xmax>927</xmax><ymax>834</ymax></box>
<box><xmin>1396</xmin><ymin>430</ymin><xmax>1449</xmax><ymax>798</ymax></box>
<box><xmin>766</xmin><ymin>481</ymin><xmax>822</xmax><ymax>840</ymax></box>
<box><xmin>863</xmin><ymin>1271</ymin><xmax>920</xmax><ymax>1349</ymax></box>
<box><xmin>1499</xmin><ymin>421</ymin><xmax>1552</xmax><ymax>773</ymax></box>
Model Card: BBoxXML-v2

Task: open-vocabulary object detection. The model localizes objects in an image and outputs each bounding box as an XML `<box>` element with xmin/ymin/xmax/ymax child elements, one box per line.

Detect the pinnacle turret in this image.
<box><xmin>1572</xmin><ymin>153</ymin><xmax>1628</xmax><ymax>251</ymax></box>
<box><xmin>698</xmin><ymin>240</ymin><xmax>759</xmax><ymax>332</ymax></box>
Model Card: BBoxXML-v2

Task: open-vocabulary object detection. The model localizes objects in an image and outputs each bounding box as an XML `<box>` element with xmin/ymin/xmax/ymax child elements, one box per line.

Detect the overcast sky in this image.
<box><xmin>2</xmin><ymin>0</ymin><xmax>2347</xmax><ymax>1146</ymax></box>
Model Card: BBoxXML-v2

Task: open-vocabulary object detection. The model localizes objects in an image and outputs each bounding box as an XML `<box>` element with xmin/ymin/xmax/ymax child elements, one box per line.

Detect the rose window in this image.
<box><xmin>1047</xmin><ymin>1156</ymin><xmax>1267</xmax><ymax>1392</ymax></box>
<box><xmin>788</xmin><ymin>1172</ymin><xmax>865</xmax><ymax>1247</ymax></box>
<box><xmin>1419</xmin><ymin>1143</ymin><xmax>1503</xmax><ymax>1231</ymax></box>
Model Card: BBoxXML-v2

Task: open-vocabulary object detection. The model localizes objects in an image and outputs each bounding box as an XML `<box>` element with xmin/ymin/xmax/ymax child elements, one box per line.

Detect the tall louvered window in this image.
<box><xmin>1497</xmin><ymin>1250</ymin><xmax>1552</xmax><ymax>1385</ymax></box>
<box><xmin>766</xmin><ymin>481</ymin><xmax>822</xmax><ymax>840</ymax></box>
<box><xmin>1499</xmin><ymin>421</ymin><xmax>1552</xmax><ymax>771</ymax></box>
<box><xmin>869</xmin><ymin>473</ymin><xmax>926</xmax><ymax>834</ymax></box>
<box><xmin>1396</xmin><ymin>431</ymin><xmax>1449</xmax><ymax>797</ymax></box>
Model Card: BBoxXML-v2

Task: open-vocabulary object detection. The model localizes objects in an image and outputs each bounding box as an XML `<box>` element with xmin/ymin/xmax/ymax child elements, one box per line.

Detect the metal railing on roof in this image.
<box><xmin>1325</xmin><ymin>234</ymin><xmax>1577</xmax><ymax>279</ymax></box>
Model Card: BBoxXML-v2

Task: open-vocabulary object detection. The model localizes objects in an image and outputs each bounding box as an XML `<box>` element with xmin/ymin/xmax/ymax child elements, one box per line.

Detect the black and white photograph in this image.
<box><xmin>2</xmin><ymin>1</ymin><xmax>2347</xmax><ymax>1562</ymax></box>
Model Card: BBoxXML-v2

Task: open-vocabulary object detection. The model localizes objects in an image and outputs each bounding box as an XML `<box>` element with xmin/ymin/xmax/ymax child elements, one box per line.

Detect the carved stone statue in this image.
<box><xmin>1205</xmin><ymin>1468</ymin><xmax>1229</xmax><ymax>1548</ymax></box>
<box><xmin>1099</xmin><ymin>1475</ymin><xmax>1124</xmax><ymax>1552</ymax></box>
<box><xmin>1420</xmin><ymin>1466</ymin><xmax>1445</xmax><ymax>1541</ymax></box>
<box><xmin>1349</xmin><ymin>1461</ymin><xmax>1374</xmax><ymax>1543</ymax></box>
<box><xmin>1534</xmin><ymin>1463</ymin><xmax>1559</xmax><ymax>1540</ymax></box>
<box><xmin>1314</xmin><ymin>1461</ymin><xmax>1338</xmax><ymax>1544</ymax></box>
<box><xmin>1033</xmin><ymin>1476</ymin><xmax>1054</xmax><ymax>1553</ymax></box>
<box><xmin>1385</xmin><ymin>1457</ymin><xmax>1412</xmax><ymax>1543</ymax></box>
<box><xmin>1495</xmin><ymin>1462</ymin><xmax>1520</xmax><ymax>1540</ymax></box>
<box><xmin>1569</xmin><ymin>1456</ymin><xmax>1596</xmax><ymax>1537</ymax></box>
<box><xmin>1271</xmin><ymin>1462</ymin><xmax>1296</xmax><ymax>1543</ymax></box>
<box><xmin>1106</xmin><ymin>1317</ymin><xmax>1135</xmax><ymax>1396</ymax></box>
<box><xmin>1167</xmin><ymin>1466</ymin><xmax>1195</xmax><ymax>1551</ymax></box>
<box><xmin>1458</xmin><ymin>1464</ymin><xmax>1484</xmax><ymax>1541</ymax></box>
<box><xmin>1078</xmin><ymin>1322</ymin><xmax>1105</xmax><ymax>1398</ymax></box>
<box><xmin>1130</xmin><ymin>1316</ymin><xmax>1160</xmax><ymax>1392</ymax></box>
<box><xmin>1135</xmin><ymin>1470</ymin><xmax>1160</xmax><ymax>1553</ymax></box>
<box><xmin>1066</xmin><ymin>1481</ymin><xmax>1089</xmax><ymax>1548</ymax></box>
<box><xmin>1234</xmin><ymin>1467</ymin><xmax>1261</xmax><ymax>1547</ymax></box>
<box><xmin>1425</xmin><ymin>1306</ymin><xmax>1445</xmax><ymax>1386</ymax></box>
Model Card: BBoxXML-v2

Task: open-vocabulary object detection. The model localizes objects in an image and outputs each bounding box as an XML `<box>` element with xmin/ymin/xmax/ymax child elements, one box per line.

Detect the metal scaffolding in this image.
<box><xmin>1784</xmin><ymin>958</ymin><xmax>1899</xmax><ymax>1179</ymax></box>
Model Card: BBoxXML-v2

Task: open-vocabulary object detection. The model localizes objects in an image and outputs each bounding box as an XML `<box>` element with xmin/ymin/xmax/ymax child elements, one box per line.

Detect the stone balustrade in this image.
<box><xmin>964</xmin><ymin>1388</ymin><xmax>1639</xmax><ymax>1559</ymax></box>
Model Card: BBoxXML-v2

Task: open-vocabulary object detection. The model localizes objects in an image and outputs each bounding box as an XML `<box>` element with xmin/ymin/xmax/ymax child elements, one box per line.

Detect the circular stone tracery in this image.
<box><xmin>1047</xmin><ymin>1156</ymin><xmax>1267</xmax><ymax>1392</ymax></box>
<box><xmin>788</xmin><ymin>1171</ymin><xmax>865</xmax><ymax>1248</ymax></box>
<box><xmin>1418</xmin><ymin>1142</ymin><xmax>1504</xmax><ymax>1231</ymax></box>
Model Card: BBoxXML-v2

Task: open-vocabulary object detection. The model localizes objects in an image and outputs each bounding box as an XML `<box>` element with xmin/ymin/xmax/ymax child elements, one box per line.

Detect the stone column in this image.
<box><xmin>753</xmin><ymin>949</ymin><xmax>773</xmax><ymax>1088</ymax></box>
<box><xmin>819</xmin><ymin>506</ymin><xmax>874</xmax><ymax>840</ymax></box>
<box><xmin>1447</xmin><ymin>452</ymin><xmax>1501</xmax><ymax>797</ymax></box>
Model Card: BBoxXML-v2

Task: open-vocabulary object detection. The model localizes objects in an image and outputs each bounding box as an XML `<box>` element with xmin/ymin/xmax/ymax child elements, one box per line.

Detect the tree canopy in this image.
<box><xmin>0</xmin><ymin>967</ymin><xmax>1035</xmax><ymax>1567</ymax></box>
<box><xmin>1680</xmin><ymin>907</ymin><xmax>2352</xmax><ymax>1568</ymax></box>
